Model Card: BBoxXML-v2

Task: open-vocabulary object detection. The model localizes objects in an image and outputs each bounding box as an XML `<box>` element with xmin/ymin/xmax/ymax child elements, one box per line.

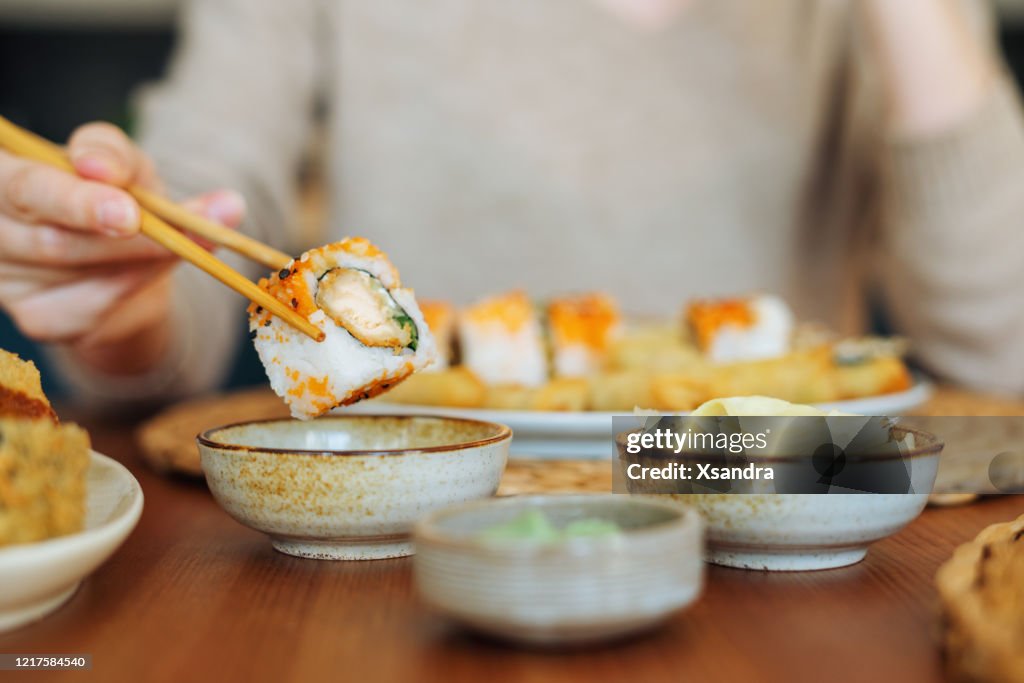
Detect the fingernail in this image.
<box><xmin>204</xmin><ymin>190</ymin><xmax>246</xmax><ymax>225</ymax></box>
<box><xmin>97</xmin><ymin>198</ymin><xmax>139</xmax><ymax>234</ymax></box>
<box><xmin>72</xmin><ymin>152</ymin><xmax>115</xmax><ymax>181</ymax></box>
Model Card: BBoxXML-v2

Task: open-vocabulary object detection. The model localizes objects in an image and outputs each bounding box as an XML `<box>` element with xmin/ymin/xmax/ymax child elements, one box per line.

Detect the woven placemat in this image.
<box><xmin>497</xmin><ymin>460</ymin><xmax>611</xmax><ymax>495</ymax></box>
<box><xmin>136</xmin><ymin>388</ymin><xmax>288</xmax><ymax>476</ymax></box>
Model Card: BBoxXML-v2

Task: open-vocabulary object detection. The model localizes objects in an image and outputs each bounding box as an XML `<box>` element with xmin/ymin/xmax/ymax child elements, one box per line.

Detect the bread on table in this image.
<box><xmin>0</xmin><ymin>347</ymin><xmax>57</xmax><ymax>422</ymax></box>
<box><xmin>0</xmin><ymin>349</ymin><xmax>90</xmax><ymax>547</ymax></box>
<box><xmin>936</xmin><ymin>513</ymin><xmax>1024</xmax><ymax>683</ymax></box>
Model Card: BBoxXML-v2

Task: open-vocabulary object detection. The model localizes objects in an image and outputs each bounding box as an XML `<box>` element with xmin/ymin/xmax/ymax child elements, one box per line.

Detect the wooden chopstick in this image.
<box><xmin>130</xmin><ymin>187</ymin><xmax>291</xmax><ymax>270</ymax></box>
<box><xmin>0</xmin><ymin>116</ymin><xmax>324</xmax><ymax>343</ymax></box>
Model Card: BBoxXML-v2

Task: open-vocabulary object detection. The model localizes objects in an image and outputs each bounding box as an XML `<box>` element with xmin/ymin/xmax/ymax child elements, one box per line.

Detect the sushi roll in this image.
<box><xmin>249</xmin><ymin>237</ymin><xmax>436</xmax><ymax>419</ymax></box>
<box><xmin>417</xmin><ymin>300</ymin><xmax>456</xmax><ymax>371</ymax></box>
<box><xmin>685</xmin><ymin>294</ymin><xmax>794</xmax><ymax>363</ymax></box>
<box><xmin>458</xmin><ymin>290</ymin><xmax>547</xmax><ymax>387</ymax></box>
<box><xmin>547</xmin><ymin>293</ymin><xmax>620</xmax><ymax>377</ymax></box>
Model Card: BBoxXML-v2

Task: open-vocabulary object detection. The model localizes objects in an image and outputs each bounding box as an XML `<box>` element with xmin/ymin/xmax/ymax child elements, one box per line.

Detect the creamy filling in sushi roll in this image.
<box><xmin>686</xmin><ymin>294</ymin><xmax>794</xmax><ymax>364</ymax></box>
<box><xmin>547</xmin><ymin>293</ymin><xmax>620</xmax><ymax>378</ymax></box>
<box><xmin>417</xmin><ymin>300</ymin><xmax>455</xmax><ymax>371</ymax></box>
<box><xmin>249</xmin><ymin>237</ymin><xmax>436</xmax><ymax>419</ymax></box>
<box><xmin>458</xmin><ymin>290</ymin><xmax>547</xmax><ymax>387</ymax></box>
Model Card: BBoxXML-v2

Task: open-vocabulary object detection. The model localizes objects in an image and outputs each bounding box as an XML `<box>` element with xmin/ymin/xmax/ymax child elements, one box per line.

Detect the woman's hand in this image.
<box><xmin>0</xmin><ymin>122</ymin><xmax>245</xmax><ymax>375</ymax></box>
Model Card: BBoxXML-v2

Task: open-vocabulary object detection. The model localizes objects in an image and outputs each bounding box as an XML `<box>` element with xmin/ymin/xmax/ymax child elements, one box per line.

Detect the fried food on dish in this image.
<box><xmin>833</xmin><ymin>355</ymin><xmax>913</xmax><ymax>399</ymax></box>
<box><xmin>936</xmin><ymin>513</ymin><xmax>1024</xmax><ymax>683</ymax></box>
<box><xmin>649</xmin><ymin>371</ymin><xmax>711</xmax><ymax>412</ymax></box>
<box><xmin>382</xmin><ymin>367</ymin><xmax>486</xmax><ymax>408</ymax></box>
<box><xmin>586</xmin><ymin>371</ymin><xmax>657</xmax><ymax>412</ymax></box>
<box><xmin>482</xmin><ymin>384</ymin><xmax>539</xmax><ymax>410</ymax></box>
<box><xmin>831</xmin><ymin>338</ymin><xmax>913</xmax><ymax>399</ymax></box>
<box><xmin>704</xmin><ymin>347</ymin><xmax>838</xmax><ymax>405</ymax></box>
<box><xmin>606</xmin><ymin>324</ymin><xmax>703</xmax><ymax>373</ymax></box>
<box><xmin>0</xmin><ymin>348</ymin><xmax>57</xmax><ymax>421</ymax></box>
<box><xmin>0</xmin><ymin>350</ymin><xmax>90</xmax><ymax>547</ymax></box>
<box><xmin>647</xmin><ymin>349</ymin><xmax>835</xmax><ymax>411</ymax></box>
<box><xmin>530</xmin><ymin>378</ymin><xmax>589</xmax><ymax>412</ymax></box>
<box><xmin>375</xmin><ymin>341</ymin><xmax>910</xmax><ymax>412</ymax></box>
<box><xmin>0</xmin><ymin>418</ymin><xmax>90</xmax><ymax>546</ymax></box>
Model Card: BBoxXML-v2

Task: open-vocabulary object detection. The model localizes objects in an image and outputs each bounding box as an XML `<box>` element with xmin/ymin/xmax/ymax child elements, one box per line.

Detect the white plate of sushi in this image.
<box><xmin>343</xmin><ymin>377</ymin><xmax>934</xmax><ymax>459</ymax></box>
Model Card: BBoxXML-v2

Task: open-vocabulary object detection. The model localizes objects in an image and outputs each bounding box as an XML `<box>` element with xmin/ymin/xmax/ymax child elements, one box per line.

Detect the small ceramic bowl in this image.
<box><xmin>197</xmin><ymin>415</ymin><xmax>511</xmax><ymax>560</ymax></box>
<box><xmin>618</xmin><ymin>426</ymin><xmax>943</xmax><ymax>571</ymax></box>
<box><xmin>413</xmin><ymin>494</ymin><xmax>704</xmax><ymax>646</ymax></box>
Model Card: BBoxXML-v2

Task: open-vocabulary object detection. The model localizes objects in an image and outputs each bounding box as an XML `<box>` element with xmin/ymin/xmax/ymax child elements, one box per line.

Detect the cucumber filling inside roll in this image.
<box><xmin>315</xmin><ymin>268</ymin><xmax>419</xmax><ymax>351</ymax></box>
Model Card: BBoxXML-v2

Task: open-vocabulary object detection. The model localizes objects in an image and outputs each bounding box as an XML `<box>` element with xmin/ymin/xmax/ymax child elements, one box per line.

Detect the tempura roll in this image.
<box><xmin>458</xmin><ymin>290</ymin><xmax>547</xmax><ymax>387</ymax></box>
<box><xmin>249</xmin><ymin>237</ymin><xmax>437</xmax><ymax>419</ymax></box>
<box><xmin>418</xmin><ymin>300</ymin><xmax>456</xmax><ymax>371</ymax></box>
<box><xmin>685</xmin><ymin>294</ymin><xmax>794</xmax><ymax>363</ymax></box>
<box><xmin>547</xmin><ymin>293</ymin><xmax>620</xmax><ymax>377</ymax></box>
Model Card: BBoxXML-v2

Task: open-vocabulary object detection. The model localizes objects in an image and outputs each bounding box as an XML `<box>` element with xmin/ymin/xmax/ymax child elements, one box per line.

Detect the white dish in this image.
<box><xmin>0</xmin><ymin>451</ymin><xmax>144</xmax><ymax>632</ymax></box>
<box><xmin>344</xmin><ymin>378</ymin><xmax>933</xmax><ymax>459</ymax></box>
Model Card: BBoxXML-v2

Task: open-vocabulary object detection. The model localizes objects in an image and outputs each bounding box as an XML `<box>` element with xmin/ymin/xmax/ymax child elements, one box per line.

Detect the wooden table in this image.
<box><xmin>4</xmin><ymin>391</ymin><xmax>1024</xmax><ymax>683</ymax></box>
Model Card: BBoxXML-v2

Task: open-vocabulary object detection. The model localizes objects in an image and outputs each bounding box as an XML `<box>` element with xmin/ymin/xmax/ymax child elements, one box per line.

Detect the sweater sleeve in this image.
<box><xmin>50</xmin><ymin>0</ymin><xmax>319</xmax><ymax>408</ymax></box>
<box><xmin>876</xmin><ymin>13</ymin><xmax>1024</xmax><ymax>394</ymax></box>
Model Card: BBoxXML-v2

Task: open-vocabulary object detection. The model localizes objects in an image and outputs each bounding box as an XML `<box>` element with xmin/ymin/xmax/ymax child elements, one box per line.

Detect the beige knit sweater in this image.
<box><xmin>58</xmin><ymin>0</ymin><xmax>1024</xmax><ymax>400</ymax></box>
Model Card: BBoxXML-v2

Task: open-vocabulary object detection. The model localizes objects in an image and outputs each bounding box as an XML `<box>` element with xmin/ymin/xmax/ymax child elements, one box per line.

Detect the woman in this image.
<box><xmin>1</xmin><ymin>0</ymin><xmax>1022</xmax><ymax>402</ymax></box>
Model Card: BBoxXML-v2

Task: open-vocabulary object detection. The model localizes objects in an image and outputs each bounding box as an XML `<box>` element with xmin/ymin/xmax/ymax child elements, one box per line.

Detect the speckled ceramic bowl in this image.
<box><xmin>413</xmin><ymin>495</ymin><xmax>704</xmax><ymax>645</ymax></box>
<box><xmin>617</xmin><ymin>426</ymin><xmax>943</xmax><ymax>571</ymax></box>
<box><xmin>197</xmin><ymin>415</ymin><xmax>511</xmax><ymax>560</ymax></box>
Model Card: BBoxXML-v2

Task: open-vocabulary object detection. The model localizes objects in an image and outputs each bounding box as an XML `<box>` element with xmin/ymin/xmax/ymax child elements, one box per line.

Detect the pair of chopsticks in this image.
<box><xmin>0</xmin><ymin>116</ymin><xmax>324</xmax><ymax>342</ymax></box>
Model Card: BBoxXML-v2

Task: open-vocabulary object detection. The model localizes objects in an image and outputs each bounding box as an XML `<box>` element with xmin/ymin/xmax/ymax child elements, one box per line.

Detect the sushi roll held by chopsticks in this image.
<box><xmin>249</xmin><ymin>237</ymin><xmax>437</xmax><ymax>419</ymax></box>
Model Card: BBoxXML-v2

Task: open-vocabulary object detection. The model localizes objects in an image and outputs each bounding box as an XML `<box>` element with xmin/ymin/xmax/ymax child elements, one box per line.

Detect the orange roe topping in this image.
<box><xmin>307</xmin><ymin>376</ymin><xmax>331</xmax><ymax>398</ymax></box>
<box><xmin>686</xmin><ymin>298</ymin><xmax>756</xmax><ymax>350</ymax></box>
<box><xmin>462</xmin><ymin>290</ymin><xmax>534</xmax><ymax>332</ymax></box>
<box><xmin>337</xmin><ymin>236</ymin><xmax>386</xmax><ymax>260</ymax></box>
<box><xmin>419</xmin><ymin>300</ymin><xmax>455</xmax><ymax>335</ymax></box>
<box><xmin>547</xmin><ymin>293</ymin><xmax>619</xmax><ymax>351</ymax></box>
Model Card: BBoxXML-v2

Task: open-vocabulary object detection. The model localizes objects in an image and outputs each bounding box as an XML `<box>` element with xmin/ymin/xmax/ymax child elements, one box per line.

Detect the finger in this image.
<box><xmin>0</xmin><ymin>260</ymin><xmax>167</xmax><ymax>300</ymax></box>
<box><xmin>0</xmin><ymin>151</ymin><xmax>140</xmax><ymax>235</ymax></box>
<box><xmin>180</xmin><ymin>189</ymin><xmax>247</xmax><ymax>251</ymax></box>
<box><xmin>77</xmin><ymin>265</ymin><xmax>175</xmax><ymax>347</ymax></box>
<box><xmin>183</xmin><ymin>189</ymin><xmax>247</xmax><ymax>229</ymax></box>
<box><xmin>67</xmin><ymin>122</ymin><xmax>152</xmax><ymax>189</ymax></box>
<box><xmin>4</xmin><ymin>265</ymin><xmax>165</xmax><ymax>343</ymax></box>
<box><xmin>0</xmin><ymin>214</ymin><xmax>173</xmax><ymax>266</ymax></box>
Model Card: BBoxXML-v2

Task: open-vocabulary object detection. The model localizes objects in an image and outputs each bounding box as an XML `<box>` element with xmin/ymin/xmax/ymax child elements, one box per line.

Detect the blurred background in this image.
<box><xmin>2</xmin><ymin>0</ymin><xmax>1024</xmax><ymax>395</ymax></box>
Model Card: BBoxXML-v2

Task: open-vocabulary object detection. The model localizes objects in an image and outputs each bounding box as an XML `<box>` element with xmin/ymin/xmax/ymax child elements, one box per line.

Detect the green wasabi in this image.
<box><xmin>478</xmin><ymin>510</ymin><xmax>621</xmax><ymax>543</ymax></box>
